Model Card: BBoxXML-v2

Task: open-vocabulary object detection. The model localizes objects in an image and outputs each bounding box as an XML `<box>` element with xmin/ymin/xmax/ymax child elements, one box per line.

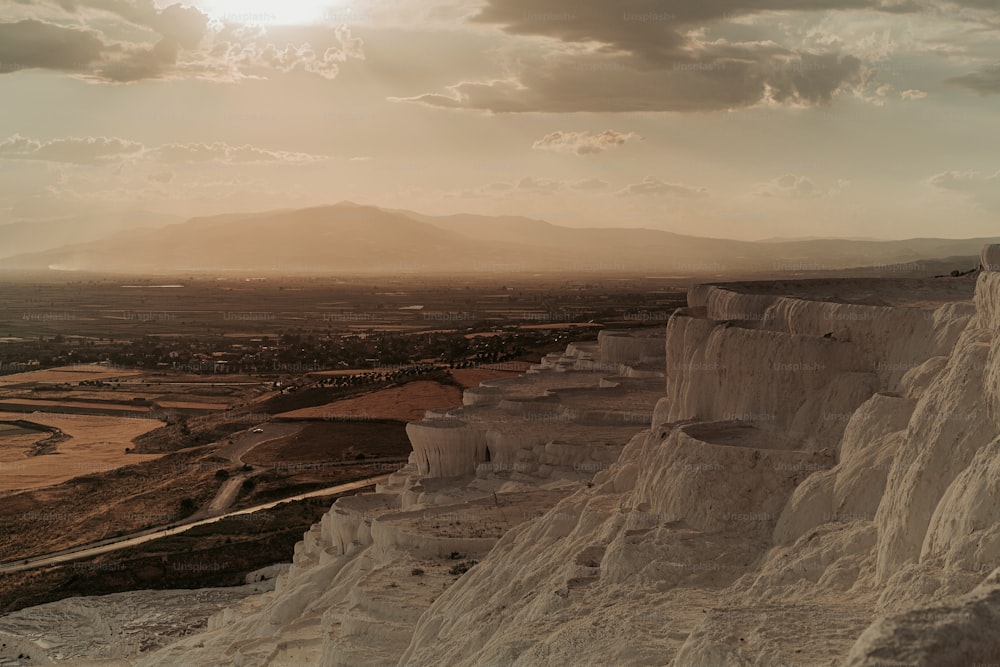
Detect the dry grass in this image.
<box><xmin>0</xmin><ymin>411</ymin><xmax>162</xmax><ymax>492</ymax></box>
<box><xmin>241</xmin><ymin>420</ymin><xmax>411</xmax><ymax>466</ymax></box>
<box><xmin>155</xmin><ymin>401</ymin><xmax>230</xmax><ymax>410</ymax></box>
<box><xmin>448</xmin><ymin>368</ymin><xmax>525</xmax><ymax>389</ymax></box>
<box><xmin>0</xmin><ymin>365</ymin><xmax>142</xmax><ymax>387</ymax></box>
<box><xmin>277</xmin><ymin>381</ymin><xmax>462</xmax><ymax>422</ymax></box>
<box><xmin>0</xmin><ymin>398</ymin><xmax>152</xmax><ymax>413</ymax></box>
<box><xmin>0</xmin><ymin>447</ymin><xmax>226</xmax><ymax>562</ymax></box>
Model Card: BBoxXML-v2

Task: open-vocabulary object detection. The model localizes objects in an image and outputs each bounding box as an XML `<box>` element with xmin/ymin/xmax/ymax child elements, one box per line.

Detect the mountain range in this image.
<box><xmin>1</xmin><ymin>202</ymin><xmax>994</xmax><ymax>275</ymax></box>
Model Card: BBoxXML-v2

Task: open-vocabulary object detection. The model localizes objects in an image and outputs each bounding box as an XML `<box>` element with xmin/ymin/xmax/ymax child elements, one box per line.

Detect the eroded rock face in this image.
<box><xmin>982</xmin><ymin>244</ymin><xmax>1000</xmax><ymax>272</ymax></box>
<box><xmin>35</xmin><ymin>255</ymin><xmax>1000</xmax><ymax>666</ymax></box>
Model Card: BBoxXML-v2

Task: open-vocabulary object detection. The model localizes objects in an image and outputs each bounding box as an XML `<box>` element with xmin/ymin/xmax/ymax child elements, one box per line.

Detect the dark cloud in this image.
<box><xmin>25</xmin><ymin>0</ymin><xmax>210</xmax><ymax>47</ymax></box>
<box><xmin>471</xmin><ymin>0</ymin><xmax>912</xmax><ymax>63</ymax></box>
<box><xmin>948</xmin><ymin>66</ymin><xmax>1000</xmax><ymax>94</ymax></box>
<box><xmin>403</xmin><ymin>49</ymin><xmax>865</xmax><ymax>112</ymax></box>
<box><xmin>943</xmin><ymin>0</ymin><xmax>1000</xmax><ymax>9</ymax></box>
<box><xmin>99</xmin><ymin>38</ymin><xmax>177</xmax><ymax>82</ymax></box>
<box><xmin>401</xmin><ymin>0</ymin><xmax>883</xmax><ymax>112</ymax></box>
<box><xmin>0</xmin><ymin>1</ymin><xmax>362</xmax><ymax>82</ymax></box>
<box><xmin>0</xmin><ymin>19</ymin><xmax>104</xmax><ymax>72</ymax></box>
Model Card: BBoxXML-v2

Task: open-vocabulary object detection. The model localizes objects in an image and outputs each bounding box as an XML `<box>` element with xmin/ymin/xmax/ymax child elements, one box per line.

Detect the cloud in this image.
<box><xmin>471</xmin><ymin>0</ymin><xmax>911</xmax><ymax>61</ymax></box>
<box><xmin>616</xmin><ymin>176</ymin><xmax>709</xmax><ymax>198</ymax></box>
<box><xmin>0</xmin><ymin>134</ymin><xmax>144</xmax><ymax>164</ymax></box>
<box><xmin>948</xmin><ymin>65</ymin><xmax>1000</xmax><ymax>94</ymax></box>
<box><xmin>927</xmin><ymin>169</ymin><xmax>1000</xmax><ymax>191</ymax></box>
<box><xmin>755</xmin><ymin>174</ymin><xmax>818</xmax><ymax>198</ymax></box>
<box><xmin>900</xmin><ymin>88</ymin><xmax>928</xmax><ymax>99</ymax></box>
<box><xmin>532</xmin><ymin>130</ymin><xmax>640</xmax><ymax>155</ymax></box>
<box><xmin>0</xmin><ymin>19</ymin><xmax>105</xmax><ymax>73</ymax></box>
<box><xmin>0</xmin><ymin>135</ymin><xmax>327</xmax><ymax>165</ymax></box>
<box><xmin>571</xmin><ymin>178</ymin><xmax>609</xmax><ymax>190</ymax></box>
<box><xmin>403</xmin><ymin>51</ymin><xmax>868</xmax><ymax>113</ymax></box>
<box><xmin>0</xmin><ymin>4</ymin><xmax>364</xmax><ymax>82</ymax></box>
<box><xmin>926</xmin><ymin>169</ymin><xmax>1000</xmax><ymax>210</ymax></box>
<box><xmin>754</xmin><ymin>174</ymin><xmax>849</xmax><ymax>198</ymax></box>
<box><xmin>398</xmin><ymin>0</ymin><xmax>915</xmax><ymax>113</ymax></box>
<box><xmin>205</xmin><ymin>28</ymin><xmax>365</xmax><ymax>81</ymax></box>
<box><xmin>147</xmin><ymin>142</ymin><xmax>327</xmax><ymax>164</ymax></box>
<box><xmin>0</xmin><ymin>1</ymin><xmax>211</xmax><ymax>80</ymax></box>
<box><xmin>100</xmin><ymin>38</ymin><xmax>180</xmax><ymax>82</ymax></box>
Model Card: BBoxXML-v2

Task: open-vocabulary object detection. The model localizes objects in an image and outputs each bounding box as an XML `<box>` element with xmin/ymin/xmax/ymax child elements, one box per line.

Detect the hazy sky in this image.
<box><xmin>0</xmin><ymin>0</ymin><xmax>998</xmax><ymax>240</ymax></box>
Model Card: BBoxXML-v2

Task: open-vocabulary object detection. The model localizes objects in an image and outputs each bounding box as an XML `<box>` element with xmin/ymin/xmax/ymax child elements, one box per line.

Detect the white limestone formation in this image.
<box><xmin>983</xmin><ymin>243</ymin><xmax>1000</xmax><ymax>272</ymax></box>
<box><xmin>15</xmin><ymin>255</ymin><xmax>1000</xmax><ymax>666</ymax></box>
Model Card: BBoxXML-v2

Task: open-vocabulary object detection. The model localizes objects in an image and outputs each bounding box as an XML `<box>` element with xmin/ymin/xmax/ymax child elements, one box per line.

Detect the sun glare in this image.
<box><xmin>200</xmin><ymin>0</ymin><xmax>348</xmax><ymax>26</ymax></box>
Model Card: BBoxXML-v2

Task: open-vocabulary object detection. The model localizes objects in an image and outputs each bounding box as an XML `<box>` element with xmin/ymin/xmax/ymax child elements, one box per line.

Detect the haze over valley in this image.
<box><xmin>2</xmin><ymin>0</ymin><xmax>1000</xmax><ymax>665</ymax></box>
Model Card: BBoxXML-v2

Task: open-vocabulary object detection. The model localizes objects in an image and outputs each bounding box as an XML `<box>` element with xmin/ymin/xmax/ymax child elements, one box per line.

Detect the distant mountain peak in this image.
<box><xmin>2</xmin><ymin>204</ymin><xmax>998</xmax><ymax>275</ymax></box>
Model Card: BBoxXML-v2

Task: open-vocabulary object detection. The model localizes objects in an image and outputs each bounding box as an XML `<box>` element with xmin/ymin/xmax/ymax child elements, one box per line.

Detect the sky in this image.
<box><xmin>0</xmin><ymin>0</ymin><xmax>998</xmax><ymax>241</ymax></box>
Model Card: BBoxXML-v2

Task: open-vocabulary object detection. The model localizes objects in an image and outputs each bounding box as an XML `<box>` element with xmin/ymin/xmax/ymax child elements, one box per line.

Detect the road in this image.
<box><xmin>214</xmin><ymin>423</ymin><xmax>302</xmax><ymax>465</ymax></box>
<box><xmin>195</xmin><ymin>424</ymin><xmax>406</xmax><ymax>518</ymax></box>
<box><xmin>0</xmin><ymin>475</ymin><xmax>390</xmax><ymax>575</ymax></box>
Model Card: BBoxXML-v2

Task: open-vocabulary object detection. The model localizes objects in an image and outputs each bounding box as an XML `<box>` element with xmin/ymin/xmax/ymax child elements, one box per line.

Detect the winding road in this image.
<box><xmin>0</xmin><ymin>474</ymin><xmax>390</xmax><ymax>575</ymax></box>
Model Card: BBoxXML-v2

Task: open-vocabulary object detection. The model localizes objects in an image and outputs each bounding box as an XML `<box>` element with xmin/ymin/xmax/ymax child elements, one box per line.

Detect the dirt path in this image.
<box><xmin>0</xmin><ymin>475</ymin><xmax>391</xmax><ymax>575</ymax></box>
<box><xmin>194</xmin><ymin>423</ymin><xmax>305</xmax><ymax>519</ymax></box>
<box><xmin>215</xmin><ymin>423</ymin><xmax>303</xmax><ymax>465</ymax></box>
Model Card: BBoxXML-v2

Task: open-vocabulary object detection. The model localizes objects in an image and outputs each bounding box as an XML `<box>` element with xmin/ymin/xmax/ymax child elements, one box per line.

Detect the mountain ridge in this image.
<box><xmin>2</xmin><ymin>202</ymin><xmax>996</xmax><ymax>274</ymax></box>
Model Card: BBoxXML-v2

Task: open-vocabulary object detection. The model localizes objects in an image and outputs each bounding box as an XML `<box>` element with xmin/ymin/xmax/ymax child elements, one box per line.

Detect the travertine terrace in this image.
<box><xmin>11</xmin><ymin>246</ymin><xmax>1000</xmax><ymax>666</ymax></box>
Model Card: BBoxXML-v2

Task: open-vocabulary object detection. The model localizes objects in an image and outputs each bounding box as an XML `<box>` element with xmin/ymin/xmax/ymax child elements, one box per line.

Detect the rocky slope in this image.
<box><xmin>8</xmin><ymin>246</ymin><xmax>1000</xmax><ymax>666</ymax></box>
